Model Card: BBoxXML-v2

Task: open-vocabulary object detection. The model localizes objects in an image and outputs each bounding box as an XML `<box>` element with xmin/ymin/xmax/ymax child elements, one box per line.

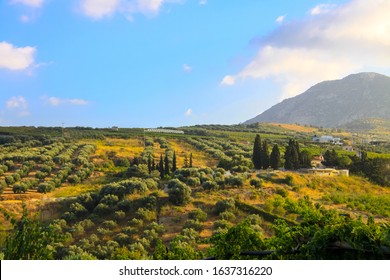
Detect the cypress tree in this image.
<box><xmin>183</xmin><ymin>154</ymin><xmax>189</xmax><ymax>168</ymax></box>
<box><xmin>147</xmin><ymin>154</ymin><xmax>152</xmax><ymax>174</ymax></box>
<box><xmin>270</xmin><ymin>144</ymin><xmax>281</xmax><ymax>170</ymax></box>
<box><xmin>151</xmin><ymin>158</ymin><xmax>155</xmax><ymax>171</ymax></box>
<box><xmin>252</xmin><ymin>134</ymin><xmax>262</xmax><ymax>169</ymax></box>
<box><xmin>159</xmin><ymin>154</ymin><xmax>164</xmax><ymax>179</ymax></box>
<box><xmin>172</xmin><ymin>151</ymin><xmax>177</xmax><ymax>173</ymax></box>
<box><xmin>189</xmin><ymin>153</ymin><xmax>193</xmax><ymax>168</ymax></box>
<box><xmin>261</xmin><ymin>139</ymin><xmax>270</xmax><ymax>169</ymax></box>
<box><xmin>284</xmin><ymin>141</ymin><xmax>293</xmax><ymax>170</ymax></box>
<box><xmin>164</xmin><ymin>154</ymin><xmax>170</xmax><ymax>176</ymax></box>
<box><xmin>284</xmin><ymin>139</ymin><xmax>300</xmax><ymax>170</ymax></box>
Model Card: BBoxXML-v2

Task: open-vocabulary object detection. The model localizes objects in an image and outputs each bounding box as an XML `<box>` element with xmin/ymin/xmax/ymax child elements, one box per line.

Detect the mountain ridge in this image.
<box><xmin>245</xmin><ymin>72</ymin><xmax>390</xmax><ymax>128</ymax></box>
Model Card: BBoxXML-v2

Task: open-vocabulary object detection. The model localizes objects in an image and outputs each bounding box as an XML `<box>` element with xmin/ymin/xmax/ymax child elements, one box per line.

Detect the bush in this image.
<box><xmin>183</xmin><ymin>219</ymin><xmax>203</xmax><ymax>232</ymax></box>
<box><xmin>12</xmin><ymin>183</ymin><xmax>27</xmax><ymax>194</ymax></box>
<box><xmin>219</xmin><ymin>211</ymin><xmax>236</xmax><ymax>222</ymax></box>
<box><xmin>187</xmin><ymin>177</ymin><xmax>201</xmax><ymax>187</ymax></box>
<box><xmin>225</xmin><ymin>175</ymin><xmax>244</xmax><ymax>187</ymax></box>
<box><xmin>249</xmin><ymin>178</ymin><xmax>262</xmax><ymax>188</ymax></box>
<box><xmin>135</xmin><ymin>208</ymin><xmax>155</xmax><ymax>222</ymax></box>
<box><xmin>285</xmin><ymin>175</ymin><xmax>294</xmax><ymax>186</ymax></box>
<box><xmin>68</xmin><ymin>175</ymin><xmax>81</xmax><ymax>185</ymax></box>
<box><xmin>167</xmin><ymin>179</ymin><xmax>191</xmax><ymax>206</ymax></box>
<box><xmin>188</xmin><ymin>209</ymin><xmax>207</xmax><ymax>222</ymax></box>
<box><xmin>276</xmin><ymin>187</ymin><xmax>289</xmax><ymax>198</ymax></box>
<box><xmin>114</xmin><ymin>210</ymin><xmax>126</xmax><ymax>221</ymax></box>
<box><xmin>202</xmin><ymin>180</ymin><xmax>219</xmax><ymax>191</ymax></box>
<box><xmin>102</xmin><ymin>220</ymin><xmax>118</xmax><ymax>229</ymax></box>
<box><xmin>213</xmin><ymin>219</ymin><xmax>232</xmax><ymax>230</ymax></box>
<box><xmin>100</xmin><ymin>194</ymin><xmax>119</xmax><ymax>206</ymax></box>
<box><xmin>37</xmin><ymin>182</ymin><xmax>55</xmax><ymax>194</ymax></box>
<box><xmin>214</xmin><ymin>198</ymin><xmax>236</xmax><ymax>215</ymax></box>
<box><xmin>69</xmin><ymin>202</ymin><xmax>89</xmax><ymax>218</ymax></box>
<box><xmin>93</xmin><ymin>203</ymin><xmax>111</xmax><ymax>215</ymax></box>
<box><xmin>5</xmin><ymin>175</ymin><xmax>15</xmax><ymax>186</ymax></box>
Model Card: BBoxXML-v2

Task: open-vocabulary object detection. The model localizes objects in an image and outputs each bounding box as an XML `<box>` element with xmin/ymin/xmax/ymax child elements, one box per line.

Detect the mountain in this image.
<box><xmin>245</xmin><ymin>72</ymin><xmax>390</xmax><ymax>127</ymax></box>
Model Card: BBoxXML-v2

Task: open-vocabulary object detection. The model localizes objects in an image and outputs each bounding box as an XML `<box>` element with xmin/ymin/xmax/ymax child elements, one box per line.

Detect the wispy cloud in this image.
<box><xmin>220</xmin><ymin>75</ymin><xmax>236</xmax><ymax>86</ymax></box>
<box><xmin>79</xmin><ymin>0</ymin><xmax>120</xmax><ymax>19</ymax></box>
<box><xmin>221</xmin><ymin>0</ymin><xmax>390</xmax><ymax>99</ymax></box>
<box><xmin>78</xmin><ymin>0</ymin><xmax>179</xmax><ymax>20</ymax></box>
<box><xmin>185</xmin><ymin>108</ymin><xmax>192</xmax><ymax>116</ymax></box>
<box><xmin>0</xmin><ymin>41</ymin><xmax>36</xmax><ymax>71</ymax></box>
<box><xmin>199</xmin><ymin>0</ymin><xmax>207</xmax><ymax>5</ymax></box>
<box><xmin>182</xmin><ymin>63</ymin><xmax>192</xmax><ymax>73</ymax></box>
<box><xmin>6</xmin><ymin>96</ymin><xmax>30</xmax><ymax>116</ymax></box>
<box><xmin>275</xmin><ymin>15</ymin><xmax>285</xmax><ymax>24</ymax></box>
<box><xmin>11</xmin><ymin>0</ymin><xmax>44</xmax><ymax>8</ymax></box>
<box><xmin>44</xmin><ymin>96</ymin><xmax>90</xmax><ymax>106</ymax></box>
<box><xmin>310</xmin><ymin>3</ymin><xmax>337</xmax><ymax>15</ymax></box>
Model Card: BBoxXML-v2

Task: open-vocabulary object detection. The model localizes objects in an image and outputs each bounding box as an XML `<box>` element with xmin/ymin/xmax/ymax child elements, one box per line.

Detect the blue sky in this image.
<box><xmin>1</xmin><ymin>0</ymin><xmax>389</xmax><ymax>128</ymax></box>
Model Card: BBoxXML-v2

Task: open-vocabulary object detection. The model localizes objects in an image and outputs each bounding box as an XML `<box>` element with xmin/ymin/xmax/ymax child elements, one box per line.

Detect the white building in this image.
<box><xmin>312</xmin><ymin>135</ymin><xmax>342</xmax><ymax>145</ymax></box>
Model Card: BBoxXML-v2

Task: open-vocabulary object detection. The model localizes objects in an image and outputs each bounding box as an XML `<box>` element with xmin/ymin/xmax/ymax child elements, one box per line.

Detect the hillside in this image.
<box><xmin>245</xmin><ymin>72</ymin><xmax>390</xmax><ymax>127</ymax></box>
<box><xmin>1</xmin><ymin>129</ymin><xmax>390</xmax><ymax>260</ymax></box>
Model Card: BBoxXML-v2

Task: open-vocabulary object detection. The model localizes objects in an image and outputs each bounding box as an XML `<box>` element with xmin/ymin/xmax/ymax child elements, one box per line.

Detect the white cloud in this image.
<box><xmin>79</xmin><ymin>0</ymin><xmax>182</xmax><ymax>19</ymax></box>
<box><xmin>80</xmin><ymin>0</ymin><xmax>120</xmax><ymax>19</ymax></box>
<box><xmin>137</xmin><ymin>0</ymin><xmax>163</xmax><ymax>15</ymax></box>
<box><xmin>6</xmin><ymin>96</ymin><xmax>29</xmax><ymax>116</ymax></box>
<box><xmin>220</xmin><ymin>75</ymin><xmax>236</xmax><ymax>86</ymax></box>
<box><xmin>68</xmin><ymin>98</ymin><xmax>89</xmax><ymax>105</ymax></box>
<box><xmin>11</xmin><ymin>0</ymin><xmax>44</xmax><ymax>8</ymax></box>
<box><xmin>185</xmin><ymin>108</ymin><xmax>192</xmax><ymax>116</ymax></box>
<box><xmin>45</xmin><ymin>97</ymin><xmax>89</xmax><ymax>106</ymax></box>
<box><xmin>182</xmin><ymin>63</ymin><xmax>192</xmax><ymax>73</ymax></box>
<box><xmin>0</xmin><ymin>42</ymin><xmax>36</xmax><ymax>71</ymax></box>
<box><xmin>221</xmin><ymin>0</ymin><xmax>390</xmax><ymax>99</ymax></box>
<box><xmin>275</xmin><ymin>15</ymin><xmax>285</xmax><ymax>24</ymax></box>
<box><xmin>199</xmin><ymin>0</ymin><xmax>207</xmax><ymax>5</ymax></box>
<box><xmin>310</xmin><ymin>4</ymin><xmax>337</xmax><ymax>15</ymax></box>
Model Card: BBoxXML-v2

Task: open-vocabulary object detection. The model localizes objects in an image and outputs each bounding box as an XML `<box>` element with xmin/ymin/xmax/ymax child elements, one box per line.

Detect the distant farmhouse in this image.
<box><xmin>311</xmin><ymin>155</ymin><xmax>324</xmax><ymax>168</ymax></box>
<box><xmin>312</xmin><ymin>135</ymin><xmax>342</xmax><ymax>145</ymax></box>
<box><xmin>145</xmin><ymin>128</ymin><xmax>185</xmax><ymax>134</ymax></box>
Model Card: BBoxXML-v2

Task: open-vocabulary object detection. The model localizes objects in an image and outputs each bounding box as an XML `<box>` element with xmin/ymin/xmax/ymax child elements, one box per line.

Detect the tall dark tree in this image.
<box><xmin>284</xmin><ymin>139</ymin><xmax>300</xmax><ymax>170</ymax></box>
<box><xmin>151</xmin><ymin>158</ymin><xmax>155</xmax><ymax>171</ymax></box>
<box><xmin>159</xmin><ymin>154</ymin><xmax>164</xmax><ymax>179</ymax></box>
<box><xmin>183</xmin><ymin>154</ymin><xmax>189</xmax><ymax>168</ymax></box>
<box><xmin>147</xmin><ymin>154</ymin><xmax>152</xmax><ymax>174</ymax></box>
<box><xmin>300</xmin><ymin>150</ymin><xmax>312</xmax><ymax>168</ymax></box>
<box><xmin>252</xmin><ymin>134</ymin><xmax>262</xmax><ymax>169</ymax></box>
<box><xmin>189</xmin><ymin>153</ymin><xmax>193</xmax><ymax>168</ymax></box>
<box><xmin>172</xmin><ymin>151</ymin><xmax>177</xmax><ymax>173</ymax></box>
<box><xmin>323</xmin><ymin>149</ymin><xmax>339</xmax><ymax>167</ymax></box>
<box><xmin>261</xmin><ymin>140</ymin><xmax>270</xmax><ymax>169</ymax></box>
<box><xmin>270</xmin><ymin>144</ymin><xmax>281</xmax><ymax>170</ymax></box>
<box><xmin>164</xmin><ymin>153</ymin><xmax>170</xmax><ymax>176</ymax></box>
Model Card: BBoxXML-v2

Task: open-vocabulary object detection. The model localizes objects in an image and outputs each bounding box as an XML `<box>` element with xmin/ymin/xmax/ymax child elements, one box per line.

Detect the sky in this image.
<box><xmin>1</xmin><ymin>0</ymin><xmax>389</xmax><ymax>128</ymax></box>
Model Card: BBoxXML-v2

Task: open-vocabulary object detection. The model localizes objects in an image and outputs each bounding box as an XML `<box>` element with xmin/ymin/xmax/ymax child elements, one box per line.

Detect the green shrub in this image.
<box><xmin>202</xmin><ymin>180</ymin><xmax>219</xmax><ymax>191</ymax></box>
<box><xmin>213</xmin><ymin>219</ymin><xmax>232</xmax><ymax>230</ymax></box>
<box><xmin>276</xmin><ymin>187</ymin><xmax>289</xmax><ymax>198</ymax></box>
<box><xmin>249</xmin><ymin>178</ymin><xmax>262</xmax><ymax>188</ymax></box>
<box><xmin>214</xmin><ymin>198</ymin><xmax>236</xmax><ymax>215</ymax></box>
<box><xmin>167</xmin><ymin>179</ymin><xmax>191</xmax><ymax>206</ymax></box>
<box><xmin>183</xmin><ymin>219</ymin><xmax>203</xmax><ymax>232</ymax></box>
<box><xmin>285</xmin><ymin>175</ymin><xmax>294</xmax><ymax>186</ymax></box>
<box><xmin>188</xmin><ymin>209</ymin><xmax>207</xmax><ymax>222</ymax></box>
<box><xmin>219</xmin><ymin>211</ymin><xmax>236</xmax><ymax>222</ymax></box>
